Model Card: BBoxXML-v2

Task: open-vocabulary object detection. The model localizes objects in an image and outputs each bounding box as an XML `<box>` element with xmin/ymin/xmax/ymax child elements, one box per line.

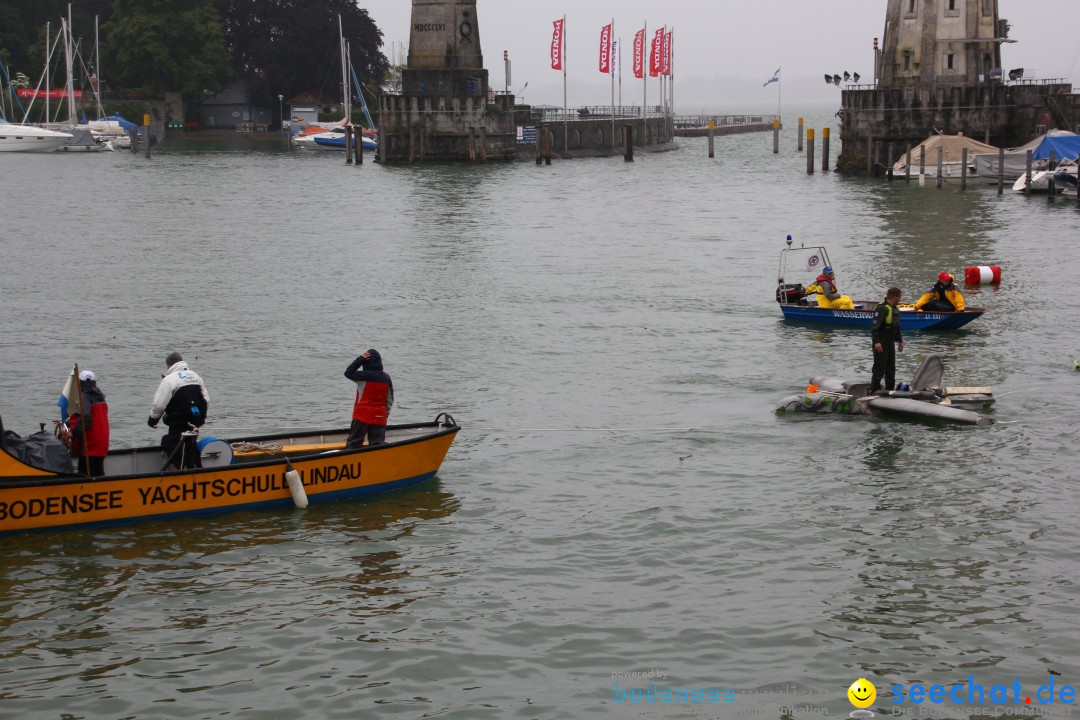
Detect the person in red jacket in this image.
<box><xmin>344</xmin><ymin>349</ymin><xmax>394</xmax><ymax>448</ymax></box>
<box><xmin>55</xmin><ymin>370</ymin><xmax>110</xmax><ymax>476</ymax></box>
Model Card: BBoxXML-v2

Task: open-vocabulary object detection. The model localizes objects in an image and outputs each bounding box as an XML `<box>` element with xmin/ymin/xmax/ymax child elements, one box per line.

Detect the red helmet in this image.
<box><xmin>938</xmin><ymin>271</ymin><xmax>952</xmax><ymax>282</ymax></box>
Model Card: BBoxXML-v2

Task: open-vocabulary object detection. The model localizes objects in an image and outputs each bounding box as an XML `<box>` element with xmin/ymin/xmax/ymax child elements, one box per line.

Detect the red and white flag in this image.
<box><xmin>662</xmin><ymin>29</ymin><xmax>672</xmax><ymax>76</ymax></box>
<box><xmin>599</xmin><ymin>23</ymin><xmax>612</xmax><ymax>74</ymax></box>
<box><xmin>551</xmin><ymin>18</ymin><xmax>564</xmax><ymax>71</ymax></box>
<box><xmin>632</xmin><ymin>28</ymin><xmax>645</xmax><ymax>79</ymax></box>
<box><xmin>649</xmin><ymin>27</ymin><xmax>664</xmax><ymax>77</ymax></box>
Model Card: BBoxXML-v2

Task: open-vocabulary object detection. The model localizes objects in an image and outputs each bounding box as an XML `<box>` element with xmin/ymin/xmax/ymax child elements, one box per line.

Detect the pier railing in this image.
<box><xmin>673</xmin><ymin>114</ymin><xmax>779</xmax><ymax>129</ymax></box>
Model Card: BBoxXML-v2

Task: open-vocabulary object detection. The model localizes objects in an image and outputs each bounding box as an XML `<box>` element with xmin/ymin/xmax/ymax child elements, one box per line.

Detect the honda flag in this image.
<box><xmin>662</xmin><ymin>29</ymin><xmax>672</xmax><ymax>76</ymax></box>
<box><xmin>599</xmin><ymin>23</ymin><xmax>612</xmax><ymax>74</ymax></box>
<box><xmin>649</xmin><ymin>27</ymin><xmax>664</xmax><ymax>77</ymax></box>
<box><xmin>551</xmin><ymin>18</ymin><xmax>564</xmax><ymax>71</ymax></box>
<box><xmin>632</xmin><ymin>28</ymin><xmax>645</xmax><ymax>79</ymax></box>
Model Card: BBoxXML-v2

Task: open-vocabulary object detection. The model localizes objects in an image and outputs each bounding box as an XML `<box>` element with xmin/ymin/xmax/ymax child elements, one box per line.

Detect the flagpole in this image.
<box><xmin>562</xmin><ymin>13</ymin><xmax>568</xmax><ymax>152</ymax></box>
<box><xmin>610</xmin><ymin>18</ymin><xmax>615</xmax><ymax>148</ymax></box>
<box><xmin>72</xmin><ymin>363</ymin><xmax>89</xmax><ymax>475</ymax></box>
<box><xmin>618</xmin><ymin>37</ymin><xmax>622</xmax><ymax>110</ymax></box>
<box><xmin>642</xmin><ymin>21</ymin><xmax>647</xmax><ymax>121</ymax></box>
<box><xmin>778</xmin><ymin>66</ymin><xmax>782</xmax><ymax>125</ymax></box>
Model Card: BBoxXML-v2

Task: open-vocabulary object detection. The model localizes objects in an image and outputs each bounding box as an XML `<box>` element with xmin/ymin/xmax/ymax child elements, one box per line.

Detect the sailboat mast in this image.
<box><xmin>45</xmin><ymin>22</ymin><xmax>50</xmax><ymax>124</ymax></box>
<box><xmin>95</xmin><ymin>15</ymin><xmax>103</xmax><ymax>118</ymax></box>
<box><xmin>339</xmin><ymin>15</ymin><xmax>349</xmax><ymax>122</ymax></box>
<box><xmin>64</xmin><ymin>7</ymin><xmax>77</xmax><ymax>126</ymax></box>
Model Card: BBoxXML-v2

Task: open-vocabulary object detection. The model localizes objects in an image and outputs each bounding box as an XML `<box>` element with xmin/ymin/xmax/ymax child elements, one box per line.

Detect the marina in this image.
<box><xmin>0</xmin><ymin>123</ymin><xmax>1078</xmax><ymax>717</ymax></box>
<box><xmin>1</xmin><ymin>0</ymin><xmax>1079</xmax><ymax>717</ymax></box>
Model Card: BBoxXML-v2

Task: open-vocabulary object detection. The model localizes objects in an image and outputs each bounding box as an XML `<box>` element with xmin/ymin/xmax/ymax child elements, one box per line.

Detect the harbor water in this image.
<box><xmin>1</xmin><ymin>110</ymin><xmax>1079</xmax><ymax>719</ymax></box>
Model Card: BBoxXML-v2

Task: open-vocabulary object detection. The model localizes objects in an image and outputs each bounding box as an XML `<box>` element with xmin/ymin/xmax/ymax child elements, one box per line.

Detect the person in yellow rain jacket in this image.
<box><xmin>807</xmin><ymin>267</ymin><xmax>855</xmax><ymax>310</ymax></box>
<box><xmin>914</xmin><ymin>271</ymin><xmax>965</xmax><ymax>312</ymax></box>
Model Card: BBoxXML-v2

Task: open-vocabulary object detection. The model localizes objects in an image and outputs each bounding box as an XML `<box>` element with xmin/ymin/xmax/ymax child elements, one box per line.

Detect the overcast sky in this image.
<box><xmin>359</xmin><ymin>0</ymin><xmax>1080</xmax><ymax>112</ymax></box>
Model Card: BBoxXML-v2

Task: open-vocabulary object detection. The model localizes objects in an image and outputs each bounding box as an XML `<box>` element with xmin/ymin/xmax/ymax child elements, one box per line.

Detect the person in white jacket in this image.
<box><xmin>148</xmin><ymin>351</ymin><xmax>210</xmax><ymax>469</ymax></box>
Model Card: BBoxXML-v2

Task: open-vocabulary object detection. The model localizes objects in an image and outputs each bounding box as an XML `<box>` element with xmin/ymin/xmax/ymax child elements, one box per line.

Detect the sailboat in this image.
<box><xmin>296</xmin><ymin>16</ymin><xmax>378</xmax><ymax>153</ymax></box>
<box><xmin>0</xmin><ymin>45</ymin><xmax>72</xmax><ymax>151</ymax></box>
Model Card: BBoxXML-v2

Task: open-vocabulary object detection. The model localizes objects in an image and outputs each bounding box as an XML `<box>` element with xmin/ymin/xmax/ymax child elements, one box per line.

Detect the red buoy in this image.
<box><xmin>964</xmin><ymin>265</ymin><xmax>1001</xmax><ymax>285</ymax></box>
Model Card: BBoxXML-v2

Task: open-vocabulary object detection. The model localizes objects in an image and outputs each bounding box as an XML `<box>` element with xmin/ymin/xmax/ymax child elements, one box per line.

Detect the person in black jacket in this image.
<box><xmin>870</xmin><ymin>287</ymin><xmax>905</xmax><ymax>393</ymax></box>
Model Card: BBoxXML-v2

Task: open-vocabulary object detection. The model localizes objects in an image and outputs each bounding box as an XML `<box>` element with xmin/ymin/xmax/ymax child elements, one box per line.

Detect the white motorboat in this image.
<box><xmin>0</xmin><ymin>119</ymin><xmax>73</xmax><ymax>152</ymax></box>
<box><xmin>1012</xmin><ymin>158</ymin><xmax>1078</xmax><ymax>193</ymax></box>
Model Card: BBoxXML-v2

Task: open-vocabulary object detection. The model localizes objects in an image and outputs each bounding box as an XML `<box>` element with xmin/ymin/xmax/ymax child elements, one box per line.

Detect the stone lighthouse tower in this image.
<box><xmin>378</xmin><ymin>0</ymin><xmax>517</xmax><ymax>162</ymax></box>
<box><xmin>878</xmin><ymin>0</ymin><xmax>1006</xmax><ymax>86</ymax></box>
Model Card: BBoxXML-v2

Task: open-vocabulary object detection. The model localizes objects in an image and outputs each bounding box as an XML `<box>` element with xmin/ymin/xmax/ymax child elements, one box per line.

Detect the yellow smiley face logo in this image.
<box><xmin>847</xmin><ymin>678</ymin><xmax>877</xmax><ymax>708</ymax></box>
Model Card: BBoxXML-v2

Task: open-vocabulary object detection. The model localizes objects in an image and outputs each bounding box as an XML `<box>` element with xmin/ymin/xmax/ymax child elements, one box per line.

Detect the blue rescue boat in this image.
<box><xmin>775</xmin><ymin>236</ymin><xmax>985</xmax><ymax>331</ymax></box>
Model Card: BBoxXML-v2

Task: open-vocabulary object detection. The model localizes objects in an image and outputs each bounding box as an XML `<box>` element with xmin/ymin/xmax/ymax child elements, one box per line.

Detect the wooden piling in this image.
<box><xmin>806</xmin><ymin>129</ymin><xmax>815</xmax><ymax>175</ymax></box>
<box><xmin>905</xmin><ymin>144</ymin><xmax>912</xmax><ymax>182</ymax></box>
<box><xmin>997</xmin><ymin>147</ymin><xmax>1005</xmax><ymax>195</ymax></box>
<box><xmin>129</xmin><ymin>127</ymin><xmax>138</xmax><ymax>153</ymax></box>
<box><xmin>936</xmin><ymin>146</ymin><xmax>943</xmax><ymax>188</ymax></box>
<box><xmin>357</xmin><ymin>131</ymin><xmax>364</xmax><ymax>164</ymax></box>
<box><xmin>961</xmin><ymin>148</ymin><xmax>968</xmax><ymax>190</ymax></box>
<box><xmin>919</xmin><ymin>144</ymin><xmax>926</xmax><ymax>176</ymax></box>
<box><xmin>708</xmin><ymin>121</ymin><xmax>715</xmax><ymax>158</ymax></box>
<box><xmin>479</xmin><ymin>127</ymin><xmax>487</xmax><ymax>162</ymax></box>
<box><xmin>623</xmin><ymin>125</ymin><xmax>633</xmax><ymax>162</ymax></box>
<box><xmin>545</xmin><ymin>130</ymin><xmax>553</xmax><ymax>165</ymax></box>
<box><xmin>408</xmin><ymin>128</ymin><xmax>415</xmax><ymax>164</ymax></box>
<box><xmin>1025</xmin><ymin>150</ymin><xmax>1033</xmax><ymax>195</ymax></box>
<box><xmin>821</xmin><ymin>127</ymin><xmax>830</xmax><ymax>172</ymax></box>
<box><xmin>468</xmin><ymin>127</ymin><xmax>476</xmax><ymax>162</ymax></box>
<box><xmin>887</xmin><ymin>142</ymin><xmax>895</xmax><ymax>181</ymax></box>
<box><xmin>797</xmin><ymin>117</ymin><xmax>804</xmax><ymax>152</ymax></box>
<box><xmin>773</xmin><ymin>118</ymin><xmax>779</xmax><ymax>154</ymax></box>
<box><xmin>345</xmin><ymin>126</ymin><xmax>354</xmax><ymax>164</ymax></box>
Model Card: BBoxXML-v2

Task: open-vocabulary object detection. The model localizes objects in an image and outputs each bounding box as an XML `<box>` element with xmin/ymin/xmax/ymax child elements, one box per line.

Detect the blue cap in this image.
<box><xmin>823</xmin><ymin>266</ymin><xmax>833</xmax><ymax>274</ymax></box>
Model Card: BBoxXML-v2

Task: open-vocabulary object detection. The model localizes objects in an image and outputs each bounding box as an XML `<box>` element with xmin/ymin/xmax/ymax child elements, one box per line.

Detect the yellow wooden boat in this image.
<box><xmin>0</xmin><ymin>414</ymin><xmax>459</xmax><ymax>534</ymax></box>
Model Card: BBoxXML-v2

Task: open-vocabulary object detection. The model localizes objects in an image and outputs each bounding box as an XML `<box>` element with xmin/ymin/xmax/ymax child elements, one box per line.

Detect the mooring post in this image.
<box><xmin>821</xmin><ymin>127</ymin><xmax>830</xmax><ymax>172</ymax></box>
<box><xmin>143</xmin><ymin>113</ymin><xmax>151</xmax><ymax>158</ymax></box>
<box><xmin>887</xmin><ymin>142</ymin><xmax>895</xmax><ymax>181</ymax></box>
<box><xmin>545</xmin><ymin>130</ymin><xmax>553</xmax><ymax>165</ymax></box>
<box><xmin>536</xmin><ymin>124</ymin><xmax>543</xmax><ymax>165</ymax></box>
<box><xmin>797</xmin><ymin>117</ymin><xmax>804</xmax><ymax>152</ymax></box>
<box><xmin>357</xmin><ymin>130</ymin><xmax>365</xmax><ymax>164</ymax></box>
<box><xmin>468</xmin><ymin>127</ymin><xmax>476</xmax><ymax>162</ymax></box>
<box><xmin>1048</xmin><ymin>150</ymin><xmax>1057</xmax><ymax>198</ymax></box>
<box><xmin>997</xmin><ymin>147</ymin><xmax>1005</xmax><ymax>195</ymax></box>
<box><xmin>936</xmin><ymin>146</ymin><xmax>943</xmax><ymax>188</ymax></box>
<box><xmin>773</xmin><ymin>118</ymin><xmax>779</xmax><ymax>154</ymax></box>
<box><xmin>345</xmin><ymin>126</ymin><xmax>354</xmax><ymax>164</ymax></box>
<box><xmin>708</xmin><ymin>121</ymin><xmax>715</xmax><ymax>158</ymax></box>
<box><xmin>806</xmin><ymin>128</ymin><xmax>815</xmax><ymax>175</ymax></box>
<box><xmin>623</xmin><ymin>125</ymin><xmax>633</xmax><ymax>162</ymax></box>
<box><xmin>961</xmin><ymin>148</ymin><xmax>968</xmax><ymax>190</ymax></box>
<box><xmin>479</xmin><ymin>127</ymin><xmax>487</xmax><ymax>162</ymax></box>
<box><xmin>1025</xmin><ymin>150</ymin><xmax>1033</xmax><ymax>196</ymax></box>
<box><xmin>905</xmin><ymin>144</ymin><xmax>912</xmax><ymax>182</ymax></box>
<box><xmin>129</xmin><ymin>126</ymin><xmax>138</xmax><ymax>153</ymax></box>
<box><xmin>408</xmin><ymin>128</ymin><xmax>415</xmax><ymax>164</ymax></box>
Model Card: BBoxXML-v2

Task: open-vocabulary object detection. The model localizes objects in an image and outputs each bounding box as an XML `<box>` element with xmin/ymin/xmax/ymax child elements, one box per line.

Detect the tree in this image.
<box><xmin>104</xmin><ymin>0</ymin><xmax>232</xmax><ymax>96</ymax></box>
<box><xmin>215</xmin><ymin>0</ymin><xmax>388</xmax><ymax>113</ymax></box>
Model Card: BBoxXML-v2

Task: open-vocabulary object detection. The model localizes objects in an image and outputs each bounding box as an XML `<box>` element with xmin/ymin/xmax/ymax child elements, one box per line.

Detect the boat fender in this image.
<box><xmin>284</xmin><ymin>460</ymin><xmax>308</xmax><ymax>509</ymax></box>
<box><xmin>964</xmin><ymin>265</ymin><xmax>1001</xmax><ymax>285</ymax></box>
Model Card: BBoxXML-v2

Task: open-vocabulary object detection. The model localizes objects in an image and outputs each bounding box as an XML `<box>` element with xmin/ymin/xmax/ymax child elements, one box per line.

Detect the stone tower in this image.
<box><xmin>378</xmin><ymin>0</ymin><xmax>517</xmax><ymax>163</ymax></box>
<box><xmin>878</xmin><ymin>0</ymin><xmax>1006</xmax><ymax>86</ymax></box>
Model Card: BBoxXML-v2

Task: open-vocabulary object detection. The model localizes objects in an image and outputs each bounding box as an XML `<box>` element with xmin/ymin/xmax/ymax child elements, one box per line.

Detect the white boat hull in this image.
<box><xmin>0</xmin><ymin>125</ymin><xmax>73</xmax><ymax>152</ymax></box>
